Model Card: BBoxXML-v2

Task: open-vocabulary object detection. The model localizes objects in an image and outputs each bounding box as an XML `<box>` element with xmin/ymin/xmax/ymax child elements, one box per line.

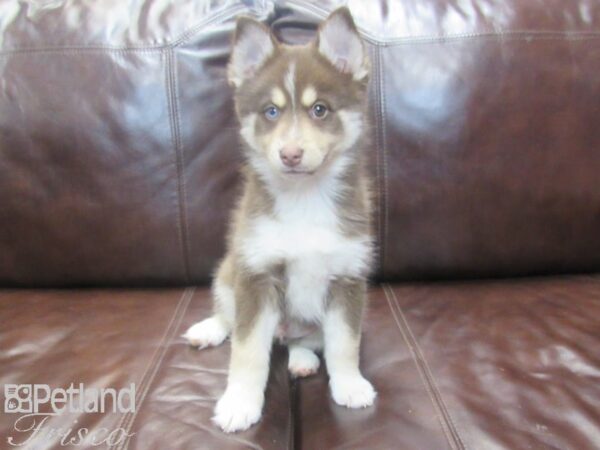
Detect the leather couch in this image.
<box><xmin>1</xmin><ymin>1</ymin><xmax>599</xmax><ymax>449</ymax></box>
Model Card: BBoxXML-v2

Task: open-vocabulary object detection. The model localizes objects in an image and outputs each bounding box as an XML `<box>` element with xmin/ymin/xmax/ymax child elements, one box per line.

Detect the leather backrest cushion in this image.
<box><xmin>1</xmin><ymin>0</ymin><xmax>599</xmax><ymax>286</ymax></box>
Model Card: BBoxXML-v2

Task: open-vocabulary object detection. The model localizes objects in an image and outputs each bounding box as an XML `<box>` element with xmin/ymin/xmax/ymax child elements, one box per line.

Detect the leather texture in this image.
<box><xmin>298</xmin><ymin>277</ymin><xmax>600</xmax><ymax>450</ymax></box>
<box><xmin>0</xmin><ymin>288</ymin><xmax>293</xmax><ymax>449</ymax></box>
<box><xmin>1</xmin><ymin>279</ymin><xmax>599</xmax><ymax>449</ymax></box>
<box><xmin>2</xmin><ymin>0</ymin><xmax>600</xmax><ymax>285</ymax></box>
<box><xmin>1</xmin><ymin>1</ymin><xmax>600</xmax><ymax>449</ymax></box>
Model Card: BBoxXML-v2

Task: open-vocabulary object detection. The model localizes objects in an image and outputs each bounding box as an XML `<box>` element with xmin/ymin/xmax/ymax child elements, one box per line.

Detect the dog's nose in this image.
<box><xmin>279</xmin><ymin>146</ymin><xmax>304</xmax><ymax>167</ymax></box>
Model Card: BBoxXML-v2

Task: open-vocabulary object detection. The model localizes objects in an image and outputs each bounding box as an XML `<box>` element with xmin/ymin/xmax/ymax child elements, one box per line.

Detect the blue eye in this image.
<box><xmin>264</xmin><ymin>105</ymin><xmax>280</xmax><ymax>121</ymax></box>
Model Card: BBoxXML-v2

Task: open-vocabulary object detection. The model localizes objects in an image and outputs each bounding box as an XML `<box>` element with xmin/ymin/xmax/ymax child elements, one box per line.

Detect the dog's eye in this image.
<box><xmin>264</xmin><ymin>105</ymin><xmax>280</xmax><ymax>121</ymax></box>
<box><xmin>310</xmin><ymin>103</ymin><xmax>328</xmax><ymax>119</ymax></box>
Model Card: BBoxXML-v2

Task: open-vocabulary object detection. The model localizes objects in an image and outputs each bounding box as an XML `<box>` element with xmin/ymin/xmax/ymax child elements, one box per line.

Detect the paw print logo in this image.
<box><xmin>4</xmin><ymin>385</ymin><xmax>33</xmax><ymax>413</ymax></box>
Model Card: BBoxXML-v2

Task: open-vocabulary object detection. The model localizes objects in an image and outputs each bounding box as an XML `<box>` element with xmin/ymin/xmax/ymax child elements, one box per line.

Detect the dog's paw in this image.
<box><xmin>183</xmin><ymin>317</ymin><xmax>229</xmax><ymax>349</ymax></box>
<box><xmin>288</xmin><ymin>346</ymin><xmax>320</xmax><ymax>378</ymax></box>
<box><xmin>330</xmin><ymin>374</ymin><xmax>376</xmax><ymax>408</ymax></box>
<box><xmin>212</xmin><ymin>386</ymin><xmax>264</xmax><ymax>433</ymax></box>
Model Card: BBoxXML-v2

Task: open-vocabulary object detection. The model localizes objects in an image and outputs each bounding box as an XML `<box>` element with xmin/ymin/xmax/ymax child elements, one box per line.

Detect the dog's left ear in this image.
<box><xmin>316</xmin><ymin>7</ymin><xmax>369</xmax><ymax>81</ymax></box>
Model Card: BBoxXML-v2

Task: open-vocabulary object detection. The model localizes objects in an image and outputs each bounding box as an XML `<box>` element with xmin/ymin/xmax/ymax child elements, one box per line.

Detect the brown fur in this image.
<box><xmin>328</xmin><ymin>277</ymin><xmax>367</xmax><ymax>334</ymax></box>
<box><xmin>188</xmin><ymin>8</ymin><xmax>376</xmax><ymax>433</ymax></box>
<box><xmin>220</xmin><ymin>11</ymin><xmax>373</xmax><ymax>341</ymax></box>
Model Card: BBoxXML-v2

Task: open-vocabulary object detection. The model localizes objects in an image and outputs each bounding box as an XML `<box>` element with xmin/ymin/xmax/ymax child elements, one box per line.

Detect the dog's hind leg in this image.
<box><xmin>288</xmin><ymin>330</ymin><xmax>322</xmax><ymax>378</ymax></box>
<box><xmin>184</xmin><ymin>255</ymin><xmax>235</xmax><ymax>349</ymax></box>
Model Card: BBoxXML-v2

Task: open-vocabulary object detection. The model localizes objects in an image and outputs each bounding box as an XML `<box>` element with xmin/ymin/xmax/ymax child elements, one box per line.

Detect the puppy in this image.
<box><xmin>184</xmin><ymin>7</ymin><xmax>375</xmax><ymax>433</ymax></box>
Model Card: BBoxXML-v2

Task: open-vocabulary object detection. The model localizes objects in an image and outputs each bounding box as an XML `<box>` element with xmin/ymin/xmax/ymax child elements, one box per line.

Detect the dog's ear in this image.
<box><xmin>316</xmin><ymin>7</ymin><xmax>369</xmax><ymax>81</ymax></box>
<box><xmin>228</xmin><ymin>17</ymin><xmax>275</xmax><ymax>88</ymax></box>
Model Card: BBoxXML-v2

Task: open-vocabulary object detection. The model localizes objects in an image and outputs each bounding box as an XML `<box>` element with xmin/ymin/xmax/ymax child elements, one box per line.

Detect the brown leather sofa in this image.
<box><xmin>1</xmin><ymin>1</ymin><xmax>599</xmax><ymax>449</ymax></box>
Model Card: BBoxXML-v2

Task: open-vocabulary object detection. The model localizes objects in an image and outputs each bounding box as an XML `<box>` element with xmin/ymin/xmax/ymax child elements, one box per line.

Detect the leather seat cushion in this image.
<box><xmin>298</xmin><ymin>276</ymin><xmax>600</xmax><ymax>449</ymax></box>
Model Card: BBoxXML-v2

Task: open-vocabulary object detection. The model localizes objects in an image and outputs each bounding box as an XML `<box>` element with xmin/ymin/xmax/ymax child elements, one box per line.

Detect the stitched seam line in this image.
<box><xmin>3</xmin><ymin>29</ymin><xmax>600</xmax><ymax>57</ymax></box>
<box><xmin>381</xmin><ymin>284</ymin><xmax>457</xmax><ymax>449</ymax></box>
<box><xmin>170</xmin><ymin>4</ymin><xmax>247</xmax><ymax>48</ymax></box>
<box><xmin>171</xmin><ymin>49</ymin><xmax>192</xmax><ymax>282</ymax></box>
<box><xmin>382</xmin><ymin>284</ymin><xmax>466</xmax><ymax>450</ymax></box>
<box><xmin>112</xmin><ymin>287</ymin><xmax>193</xmax><ymax>449</ymax></box>
<box><xmin>115</xmin><ymin>287</ymin><xmax>195</xmax><ymax>450</ymax></box>
<box><xmin>377</xmin><ymin>46</ymin><xmax>389</xmax><ymax>278</ymax></box>
<box><xmin>289</xmin><ymin>378</ymin><xmax>296</xmax><ymax>450</ymax></box>
<box><xmin>0</xmin><ymin>3</ymin><xmax>248</xmax><ymax>57</ymax></box>
<box><xmin>165</xmin><ymin>48</ymin><xmax>191</xmax><ymax>282</ymax></box>
<box><xmin>284</xmin><ymin>0</ymin><xmax>600</xmax><ymax>46</ymax></box>
<box><xmin>4</xmin><ymin>2</ymin><xmax>600</xmax><ymax>56</ymax></box>
<box><xmin>371</xmin><ymin>30</ymin><xmax>600</xmax><ymax>46</ymax></box>
<box><xmin>0</xmin><ymin>46</ymin><xmax>163</xmax><ymax>56</ymax></box>
<box><xmin>372</xmin><ymin>46</ymin><xmax>384</xmax><ymax>276</ymax></box>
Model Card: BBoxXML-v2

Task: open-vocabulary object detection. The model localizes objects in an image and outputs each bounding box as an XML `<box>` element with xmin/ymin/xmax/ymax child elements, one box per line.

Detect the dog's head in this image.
<box><xmin>228</xmin><ymin>7</ymin><xmax>369</xmax><ymax>180</ymax></box>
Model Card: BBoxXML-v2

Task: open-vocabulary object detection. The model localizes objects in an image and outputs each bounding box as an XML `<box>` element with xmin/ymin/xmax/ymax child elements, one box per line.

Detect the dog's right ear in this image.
<box><xmin>228</xmin><ymin>17</ymin><xmax>275</xmax><ymax>88</ymax></box>
<box><xmin>317</xmin><ymin>7</ymin><xmax>368</xmax><ymax>81</ymax></box>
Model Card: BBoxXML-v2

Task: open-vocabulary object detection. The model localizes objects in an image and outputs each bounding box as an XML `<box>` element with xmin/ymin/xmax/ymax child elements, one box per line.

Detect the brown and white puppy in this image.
<box><xmin>184</xmin><ymin>7</ymin><xmax>375</xmax><ymax>433</ymax></box>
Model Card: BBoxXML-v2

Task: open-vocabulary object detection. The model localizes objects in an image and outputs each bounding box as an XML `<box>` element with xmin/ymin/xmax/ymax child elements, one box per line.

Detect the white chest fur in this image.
<box><xmin>240</xmin><ymin>179</ymin><xmax>371</xmax><ymax>322</ymax></box>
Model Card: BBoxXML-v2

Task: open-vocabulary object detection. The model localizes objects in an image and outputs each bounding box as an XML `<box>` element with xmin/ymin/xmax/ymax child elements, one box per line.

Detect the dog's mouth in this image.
<box><xmin>280</xmin><ymin>153</ymin><xmax>330</xmax><ymax>176</ymax></box>
<box><xmin>281</xmin><ymin>168</ymin><xmax>316</xmax><ymax>176</ymax></box>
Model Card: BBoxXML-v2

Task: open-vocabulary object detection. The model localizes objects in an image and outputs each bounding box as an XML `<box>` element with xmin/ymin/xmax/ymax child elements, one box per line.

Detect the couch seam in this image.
<box><xmin>170</xmin><ymin>3</ymin><xmax>248</xmax><ymax>48</ymax></box>
<box><xmin>3</xmin><ymin>30</ymin><xmax>600</xmax><ymax>57</ymax></box>
<box><xmin>371</xmin><ymin>46</ymin><xmax>384</xmax><ymax>276</ymax></box>
<box><xmin>377</xmin><ymin>46</ymin><xmax>389</xmax><ymax>277</ymax></box>
<box><xmin>0</xmin><ymin>47</ymin><xmax>163</xmax><ymax>56</ymax></box>
<box><xmin>381</xmin><ymin>284</ymin><xmax>456</xmax><ymax>450</ymax></box>
<box><xmin>165</xmin><ymin>48</ymin><xmax>191</xmax><ymax>282</ymax></box>
<box><xmin>283</xmin><ymin>1</ymin><xmax>600</xmax><ymax>46</ymax></box>
<box><xmin>114</xmin><ymin>287</ymin><xmax>195</xmax><ymax>450</ymax></box>
<box><xmin>0</xmin><ymin>3</ymin><xmax>247</xmax><ymax>57</ymax></box>
<box><xmin>382</xmin><ymin>284</ymin><xmax>466</xmax><ymax>450</ymax></box>
<box><xmin>288</xmin><ymin>377</ymin><xmax>296</xmax><ymax>450</ymax></box>
<box><xmin>369</xmin><ymin>30</ymin><xmax>600</xmax><ymax>46</ymax></box>
<box><xmin>4</xmin><ymin>4</ymin><xmax>600</xmax><ymax>57</ymax></box>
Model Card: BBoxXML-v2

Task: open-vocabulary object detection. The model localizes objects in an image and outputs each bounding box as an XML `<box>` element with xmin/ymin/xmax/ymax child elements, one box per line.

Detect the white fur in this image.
<box><xmin>288</xmin><ymin>345</ymin><xmax>320</xmax><ymax>377</ymax></box>
<box><xmin>323</xmin><ymin>307</ymin><xmax>376</xmax><ymax>408</ymax></box>
<box><xmin>240</xmin><ymin>163</ymin><xmax>371</xmax><ymax>329</ymax></box>
<box><xmin>284</xmin><ymin>61</ymin><xmax>297</xmax><ymax>110</ymax></box>
<box><xmin>271</xmin><ymin>87</ymin><xmax>286</xmax><ymax>108</ymax></box>
<box><xmin>240</xmin><ymin>113</ymin><xmax>259</xmax><ymax>151</ymax></box>
<box><xmin>301</xmin><ymin>85</ymin><xmax>317</xmax><ymax>107</ymax></box>
<box><xmin>213</xmin><ymin>305</ymin><xmax>280</xmax><ymax>432</ymax></box>
<box><xmin>213</xmin><ymin>384</ymin><xmax>263</xmax><ymax>433</ymax></box>
<box><xmin>337</xmin><ymin>110</ymin><xmax>363</xmax><ymax>152</ymax></box>
<box><xmin>241</xmin><ymin>168</ymin><xmax>370</xmax><ymax>260</ymax></box>
<box><xmin>184</xmin><ymin>278</ymin><xmax>234</xmax><ymax>348</ymax></box>
<box><xmin>184</xmin><ymin>317</ymin><xmax>229</xmax><ymax>348</ymax></box>
<box><xmin>286</xmin><ymin>257</ymin><xmax>329</xmax><ymax>322</ymax></box>
<box><xmin>295</xmin><ymin>329</ymin><xmax>324</xmax><ymax>352</ymax></box>
<box><xmin>329</xmin><ymin>372</ymin><xmax>376</xmax><ymax>408</ymax></box>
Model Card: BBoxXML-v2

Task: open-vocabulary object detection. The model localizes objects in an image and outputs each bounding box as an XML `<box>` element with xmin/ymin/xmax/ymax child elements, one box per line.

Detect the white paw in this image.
<box><xmin>183</xmin><ymin>317</ymin><xmax>229</xmax><ymax>349</ymax></box>
<box><xmin>330</xmin><ymin>374</ymin><xmax>376</xmax><ymax>408</ymax></box>
<box><xmin>212</xmin><ymin>385</ymin><xmax>264</xmax><ymax>433</ymax></box>
<box><xmin>288</xmin><ymin>347</ymin><xmax>320</xmax><ymax>378</ymax></box>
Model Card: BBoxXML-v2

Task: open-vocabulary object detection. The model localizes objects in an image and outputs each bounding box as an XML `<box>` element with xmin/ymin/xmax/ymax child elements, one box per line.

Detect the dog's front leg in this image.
<box><xmin>212</xmin><ymin>273</ymin><xmax>280</xmax><ymax>433</ymax></box>
<box><xmin>324</xmin><ymin>278</ymin><xmax>376</xmax><ymax>408</ymax></box>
